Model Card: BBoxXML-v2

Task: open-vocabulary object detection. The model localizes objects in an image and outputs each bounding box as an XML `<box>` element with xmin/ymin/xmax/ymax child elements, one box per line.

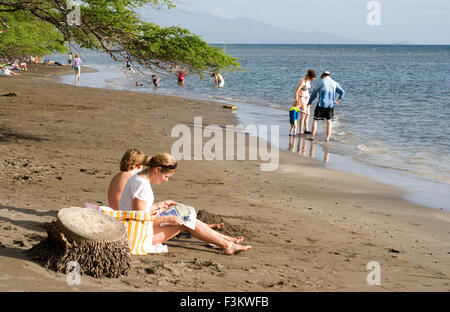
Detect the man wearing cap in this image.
<box><xmin>308</xmin><ymin>71</ymin><xmax>345</xmax><ymax>142</ymax></box>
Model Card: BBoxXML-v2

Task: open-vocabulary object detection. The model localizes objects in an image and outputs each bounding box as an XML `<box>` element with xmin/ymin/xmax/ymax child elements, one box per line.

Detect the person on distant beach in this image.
<box><xmin>68</xmin><ymin>52</ymin><xmax>73</xmax><ymax>66</ymax></box>
<box><xmin>19</xmin><ymin>60</ymin><xmax>27</xmax><ymax>71</ymax></box>
<box><xmin>294</xmin><ymin>69</ymin><xmax>316</xmax><ymax>135</ymax></box>
<box><xmin>1</xmin><ymin>65</ymin><xmax>19</xmax><ymax>76</ymax></box>
<box><xmin>73</xmin><ymin>53</ymin><xmax>82</xmax><ymax>86</ymax></box>
<box><xmin>135</xmin><ymin>81</ymin><xmax>144</xmax><ymax>87</ymax></box>
<box><xmin>152</xmin><ymin>74</ymin><xmax>160</xmax><ymax>87</ymax></box>
<box><xmin>48</xmin><ymin>60</ymin><xmax>64</xmax><ymax>66</ymax></box>
<box><xmin>289</xmin><ymin>99</ymin><xmax>300</xmax><ymax>136</ymax></box>
<box><xmin>177</xmin><ymin>67</ymin><xmax>186</xmax><ymax>86</ymax></box>
<box><xmin>308</xmin><ymin>70</ymin><xmax>345</xmax><ymax>142</ymax></box>
<box><xmin>119</xmin><ymin>152</ymin><xmax>251</xmax><ymax>255</ymax></box>
<box><xmin>211</xmin><ymin>72</ymin><xmax>225</xmax><ymax>88</ymax></box>
<box><xmin>126</xmin><ymin>57</ymin><xmax>135</xmax><ymax>75</ymax></box>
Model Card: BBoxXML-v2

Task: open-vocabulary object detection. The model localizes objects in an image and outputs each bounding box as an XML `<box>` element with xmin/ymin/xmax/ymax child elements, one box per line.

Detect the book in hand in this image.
<box><xmin>158</xmin><ymin>203</ymin><xmax>197</xmax><ymax>230</ymax></box>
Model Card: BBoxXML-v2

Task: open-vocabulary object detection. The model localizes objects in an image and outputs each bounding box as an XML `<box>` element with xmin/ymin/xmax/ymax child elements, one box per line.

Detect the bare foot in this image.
<box><xmin>206</xmin><ymin>236</ymin><xmax>243</xmax><ymax>249</ymax></box>
<box><xmin>222</xmin><ymin>235</ymin><xmax>244</xmax><ymax>244</ymax></box>
<box><xmin>207</xmin><ymin>222</ymin><xmax>224</xmax><ymax>230</ymax></box>
<box><xmin>233</xmin><ymin>236</ymin><xmax>244</xmax><ymax>244</ymax></box>
<box><xmin>223</xmin><ymin>243</ymin><xmax>252</xmax><ymax>255</ymax></box>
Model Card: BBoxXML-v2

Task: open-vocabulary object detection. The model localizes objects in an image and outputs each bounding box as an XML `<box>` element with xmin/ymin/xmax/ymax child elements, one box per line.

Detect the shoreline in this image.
<box><xmin>0</xmin><ymin>64</ymin><xmax>449</xmax><ymax>291</ymax></box>
<box><xmin>57</xmin><ymin>68</ymin><xmax>450</xmax><ymax>212</ymax></box>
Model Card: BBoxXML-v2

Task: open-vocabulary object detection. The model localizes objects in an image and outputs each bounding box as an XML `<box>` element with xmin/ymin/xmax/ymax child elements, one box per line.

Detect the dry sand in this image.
<box><xmin>0</xmin><ymin>64</ymin><xmax>449</xmax><ymax>291</ymax></box>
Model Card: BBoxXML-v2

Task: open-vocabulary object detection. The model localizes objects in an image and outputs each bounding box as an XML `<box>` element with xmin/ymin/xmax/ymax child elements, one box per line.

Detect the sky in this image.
<box><xmin>167</xmin><ymin>0</ymin><xmax>450</xmax><ymax>44</ymax></box>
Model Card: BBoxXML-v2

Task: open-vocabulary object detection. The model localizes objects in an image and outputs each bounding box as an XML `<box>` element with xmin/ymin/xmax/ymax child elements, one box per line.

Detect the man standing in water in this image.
<box><xmin>308</xmin><ymin>71</ymin><xmax>345</xmax><ymax>142</ymax></box>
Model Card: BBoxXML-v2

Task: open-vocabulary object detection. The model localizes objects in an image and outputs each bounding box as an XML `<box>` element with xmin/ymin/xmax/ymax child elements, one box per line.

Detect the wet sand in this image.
<box><xmin>0</xmin><ymin>64</ymin><xmax>449</xmax><ymax>291</ymax></box>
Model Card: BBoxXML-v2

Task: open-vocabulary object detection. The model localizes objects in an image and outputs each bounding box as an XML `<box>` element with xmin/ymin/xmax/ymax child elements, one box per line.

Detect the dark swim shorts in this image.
<box><xmin>314</xmin><ymin>106</ymin><xmax>334</xmax><ymax>120</ymax></box>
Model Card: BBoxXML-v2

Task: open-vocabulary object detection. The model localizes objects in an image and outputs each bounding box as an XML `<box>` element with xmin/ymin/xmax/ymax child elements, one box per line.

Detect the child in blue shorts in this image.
<box><xmin>289</xmin><ymin>100</ymin><xmax>300</xmax><ymax>136</ymax></box>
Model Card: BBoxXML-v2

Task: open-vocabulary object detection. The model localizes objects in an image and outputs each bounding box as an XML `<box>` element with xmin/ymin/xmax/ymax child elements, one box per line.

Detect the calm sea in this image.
<box><xmin>55</xmin><ymin>44</ymin><xmax>450</xmax><ymax>210</ymax></box>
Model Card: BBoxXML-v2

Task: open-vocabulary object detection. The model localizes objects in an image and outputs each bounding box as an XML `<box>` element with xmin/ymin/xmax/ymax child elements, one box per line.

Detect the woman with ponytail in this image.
<box><xmin>119</xmin><ymin>152</ymin><xmax>252</xmax><ymax>255</ymax></box>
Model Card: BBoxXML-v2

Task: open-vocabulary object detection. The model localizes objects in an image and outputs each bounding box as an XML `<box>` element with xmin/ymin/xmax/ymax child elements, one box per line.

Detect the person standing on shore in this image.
<box><xmin>294</xmin><ymin>69</ymin><xmax>316</xmax><ymax>135</ymax></box>
<box><xmin>307</xmin><ymin>71</ymin><xmax>345</xmax><ymax>142</ymax></box>
<box><xmin>68</xmin><ymin>52</ymin><xmax>73</xmax><ymax>67</ymax></box>
<box><xmin>73</xmin><ymin>53</ymin><xmax>82</xmax><ymax>86</ymax></box>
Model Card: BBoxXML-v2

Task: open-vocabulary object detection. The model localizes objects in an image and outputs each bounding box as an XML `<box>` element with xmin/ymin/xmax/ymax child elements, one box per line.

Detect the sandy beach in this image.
<box><xmin>0</xmin><ymin>64</ymin><xmax>449</xmax><ymax>291</ymax></box>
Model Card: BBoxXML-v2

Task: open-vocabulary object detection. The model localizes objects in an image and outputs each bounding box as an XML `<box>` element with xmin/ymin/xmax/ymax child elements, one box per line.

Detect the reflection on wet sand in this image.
<box><xmin>288</xmin><ymin>135</ymin><xmax>330</xmax><ymax>163</ymax></box>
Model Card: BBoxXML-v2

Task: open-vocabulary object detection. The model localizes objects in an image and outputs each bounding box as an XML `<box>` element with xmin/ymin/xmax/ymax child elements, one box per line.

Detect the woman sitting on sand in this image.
<box><xmin>118</xmin><ymin>152</ymin><xmax>252</xmax><ymax>255</ymax></box>
<box><xmin>108</xmin><ymin>148</ymin><xmax>224</xmax><ymax>229</ymax></box>
<box><xmin>108</xmin><ymin>148</ymin><xmax>184</xmax><ymax>212</ymax></box>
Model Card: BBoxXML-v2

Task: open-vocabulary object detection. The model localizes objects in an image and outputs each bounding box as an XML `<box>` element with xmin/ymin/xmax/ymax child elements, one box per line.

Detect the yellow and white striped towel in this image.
<box><xmin>102</xmin><ymin>210</ymin><xmax>159</xmax><ymax>256</ymax></box>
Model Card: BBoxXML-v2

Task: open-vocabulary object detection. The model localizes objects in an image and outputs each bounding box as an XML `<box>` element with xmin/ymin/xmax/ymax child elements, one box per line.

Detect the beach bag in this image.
<box><xmin>102</xmin><ymin>210</ymin><xmax>155</xmax><ymax>256</ymax></box>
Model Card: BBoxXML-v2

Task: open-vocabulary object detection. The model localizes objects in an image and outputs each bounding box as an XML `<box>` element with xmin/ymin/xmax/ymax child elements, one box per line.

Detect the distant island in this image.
<box><xmin>140</xmin><ymin>9</ymin><xmax>375</xmax><ymax>45</ymax></box>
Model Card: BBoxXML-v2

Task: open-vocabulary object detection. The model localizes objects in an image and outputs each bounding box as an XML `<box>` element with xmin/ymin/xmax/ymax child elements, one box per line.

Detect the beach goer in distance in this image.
<box><xmin>119</xmin><ymin>152</ymin><xmax>251</xmax><ymax>255</ymax></box>
<box><xmin>135</xmin><ymin>81</ymin><xmax>144</xmax><ymax>87</ymax></box>
<box><xmin>308</xmin><ymin>71</ymin><xmax>345</xmax><ymax>142</ymax></box>
<box><xmin>73</xmin><ymin>53</ymin><xmax>82</xmax><ymax>86</ymax></box>
<box><xmin>0</xmin><ymin>65</ymin><xmax>19</xmax><ymax>76</ymax></box>
<box><xmin>126</xmin><ymin>57</ymin><xmax>135</xmax><ymax>75</ymax></box>
<box><xmin>177</xmin><ymin>67</ymin><xmax>186</xmax><ymax>86</ymax></box>
<box><xmin>294</xmin><ymin>69</ymin><xmax>316</xmax><ymax>135</ymax></box>
<box><xmin>211</xmin><ymin>72</ymin><xmax>225</xmax><ymax>88</ymax></box>
<box><xmin>19</xmin><ymin>60</ymin><xmax>27</xmax><ymax>71</ymax></box>
<box><xmin>68</xmin><ymin>52</ymin><xmax>73</xmax><ymax>66</ymax></box>
<box><xmin>289</xmin><ymin>100</ymin><xmax>300</xmax><ymax>136</ymax></box>
<box><xmin>152</xmin><ymin>74</ymin><xmax>160</xmax><ymax>87</ymax></box>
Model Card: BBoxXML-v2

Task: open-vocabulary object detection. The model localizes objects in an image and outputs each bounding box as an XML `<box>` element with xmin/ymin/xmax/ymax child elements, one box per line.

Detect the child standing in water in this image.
<box><xmin>152</xmin><ymin>74</ymin><xmax>160</xmax><ymax>87</ymax></box>
<box><xmin>289</xmin><ymin>100</ymin><xmax>300</xmax><ymax>136</ymax></box>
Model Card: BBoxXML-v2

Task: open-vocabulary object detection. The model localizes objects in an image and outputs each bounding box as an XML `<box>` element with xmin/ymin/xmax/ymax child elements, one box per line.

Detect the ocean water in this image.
<box><xmin>55</xmin><ymin>45</ymin><xmax>450</xmax><ymax>210</ymax></box>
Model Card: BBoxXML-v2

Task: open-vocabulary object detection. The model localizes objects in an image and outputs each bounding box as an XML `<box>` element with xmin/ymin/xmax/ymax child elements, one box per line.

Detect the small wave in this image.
<box><xmin>357</xmin><ymin>142</ymin><xmax>388</xmax><ymax>154</ymax></box>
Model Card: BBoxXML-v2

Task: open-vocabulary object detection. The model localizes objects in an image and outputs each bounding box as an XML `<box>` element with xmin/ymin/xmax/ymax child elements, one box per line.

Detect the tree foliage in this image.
<box><xmin>0</xmin><ymin>0</ymin><xmax>240</xmax><ymax>76</ymax></box>
<box><xmin>0</xmin><ymin>10</ymin><xmax>67</xmax><ymax>60</ymax></box>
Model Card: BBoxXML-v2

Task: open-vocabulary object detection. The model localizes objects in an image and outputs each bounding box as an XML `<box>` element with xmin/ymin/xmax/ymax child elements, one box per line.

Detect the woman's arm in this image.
<box><xmin>294</xmin><ymin>79</ymin><xmax>305</xmax><ymax>102</ymax></box>
<box><xmin>133</xmin><ymin>197</ymin><xmax>149</xmax><ymax>212</ymax></box>
<box><xmin>153</xmin><ymin>215</ymin><xmax>184</xmax><ymax>226</ymax></box>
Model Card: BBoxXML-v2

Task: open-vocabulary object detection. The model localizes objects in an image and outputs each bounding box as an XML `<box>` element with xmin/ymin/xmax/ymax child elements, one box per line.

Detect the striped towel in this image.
<box><xmin>101</xmin><ymin>210</ymin><xmax>164</xmax><ymax>256</ymax></box>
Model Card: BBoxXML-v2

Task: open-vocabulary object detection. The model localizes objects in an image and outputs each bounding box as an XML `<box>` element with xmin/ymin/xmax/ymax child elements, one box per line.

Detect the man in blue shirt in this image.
<box><xmin>308</xmin><ymin>71</ymin><xmax>345</xmax><ymax>142</ymax></box>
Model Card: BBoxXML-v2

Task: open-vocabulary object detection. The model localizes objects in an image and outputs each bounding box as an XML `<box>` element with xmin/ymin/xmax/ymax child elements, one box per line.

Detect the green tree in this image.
<box><xmin>0</xmin><ymin>1</ymin><xmax>240</xmax><ymax>76</ymax></box>
<box><xmin>0</xmin><ymin>11</ymin><xmax>67</xmax><ymax>60</ymax></box>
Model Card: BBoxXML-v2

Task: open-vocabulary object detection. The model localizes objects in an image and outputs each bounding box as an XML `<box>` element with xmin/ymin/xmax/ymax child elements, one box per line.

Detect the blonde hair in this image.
<box><xmin>75</xmin><ymin>53</ymin><xmax>80</xmax><ymax>58</ymax></box>
<box><xmin>293</xmin><ymin>99</ymin><xmax>299</xmax><ymax>107</ymax></box>
<box><xmin>119</xmin><ymin>148</ymin><xmax>151</xmax><ymax>171</ymax></box>
<box><xmin>148</xmin><ymin>153</ymin><xmax>177</xmax><ymax>173</ymax></box>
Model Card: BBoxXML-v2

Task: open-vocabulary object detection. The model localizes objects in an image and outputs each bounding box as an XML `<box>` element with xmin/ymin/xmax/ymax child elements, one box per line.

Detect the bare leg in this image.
<box><xmin>152</xmin><ymin>221</ymin><xmax>249</xmax><ymax>254</ymax></box>
<box><xmin>152</xmin><ymin>224</ymin><xmax>183</xmax><ymax>245</ymax></box>
<box><xmin>299</xmin><ymin>112</ymin><xmax>306</xmax><ymax>135</ymax></box>
<box><xmin>304</xmin><ymin>104</ymin><xmax>311</xmax><ymax>132</ymax></box>
<box><xmin>310</xmin><ymin>119</ymin><xmax>318</xmax><ymax>140</ymax></box>
<box><xmin>187</xmin><ymin>220</ymin><xmax>250</xmax><ymax>255</ymax></box>
<box><xmin>75</xmin><ymin>71</ymin><xmax>81</xmax><ymax>86</ymax></box>
<box><xmin>326</xmin><ymin>119</ymin><xmax>332</xmax><ymax>142</ymax></box>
